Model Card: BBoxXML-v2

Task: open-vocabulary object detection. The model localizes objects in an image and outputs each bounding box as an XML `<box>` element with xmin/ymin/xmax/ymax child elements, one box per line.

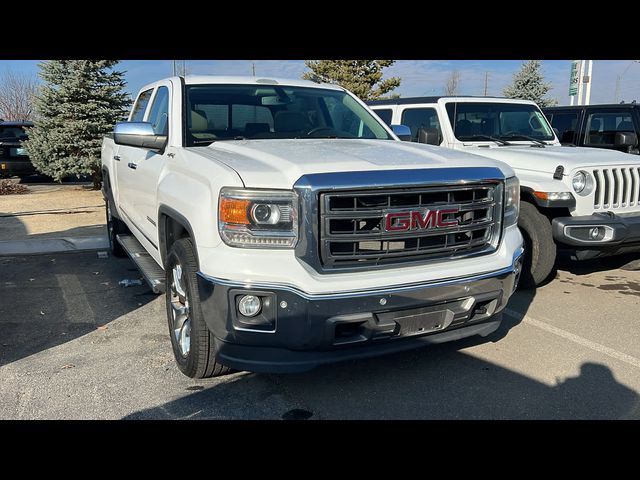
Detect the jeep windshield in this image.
<box><xmin>445</xmin><ymin>102</ymin><xmax>555</xmax><ymax>143</ymax></box>
<box><xmin>185</xmin><ymin>84</ymin><xmax>393</xmax><ymax>146</ymax></box>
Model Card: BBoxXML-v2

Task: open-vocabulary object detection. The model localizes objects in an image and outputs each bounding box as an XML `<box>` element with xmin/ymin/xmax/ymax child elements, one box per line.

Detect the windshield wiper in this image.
<box><xmin>459</xmin><ymin>134</ymin><xmax>510</xmax><ymax>146</ymax></box>
<box><xmin>192</xmin><ymin>136</ymin><xmax>247</xmax><ymax>145</ymax></box>
<box><xmin>500</xmin><ymin>134</ymin><xmax>549</xmax><ymax>147</ymax></box>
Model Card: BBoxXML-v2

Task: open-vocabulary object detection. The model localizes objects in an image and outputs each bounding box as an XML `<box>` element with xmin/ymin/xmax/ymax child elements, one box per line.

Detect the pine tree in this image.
<box><xmin>303</xmin><ymin>60</ymin><xmax>401</xmax><ymax>100</ymax></box>
<box><xmin>503</xmin><ymin>60</ymin><xmax>556</xmax><ymax>107</ymax></box>
<box><xmin>23</xmin><ymin>60</ymin><xmax>131</xmax><ymax>188</ymax></box>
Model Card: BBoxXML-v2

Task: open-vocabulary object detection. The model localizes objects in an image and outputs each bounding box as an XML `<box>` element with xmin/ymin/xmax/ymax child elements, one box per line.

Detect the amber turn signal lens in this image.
<box><xmin>220</xmin><ymin>198</ymin><xmax>250</xmax><ymax>224</ymax></box>
<box><xmin>533</xmin><ymin>191</ymin><xmax>548</xmax><ymax>200</ymax></box>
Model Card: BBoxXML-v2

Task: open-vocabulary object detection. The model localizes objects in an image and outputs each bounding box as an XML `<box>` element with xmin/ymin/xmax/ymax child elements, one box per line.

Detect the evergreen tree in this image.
<box><xmin>23</xmin><ymin>60</ymin><xmax>131</xmax><ymax>188</ymax></box>
<box><xmin>303</xmin><ymin>60</ymin><xmax>401</xmax><ymax>100</ymax></box>
<box><xmin>503</xmin><ymin>60</ymin><xmax>556</xmax><ymax>107</ymax></box>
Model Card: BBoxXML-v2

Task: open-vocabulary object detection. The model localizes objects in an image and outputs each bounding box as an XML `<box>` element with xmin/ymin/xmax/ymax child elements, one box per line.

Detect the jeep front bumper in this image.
<box><xmin>552</xmin><ymin>213</ymin><xmax>640</xmax><ymax>260</ymax></box>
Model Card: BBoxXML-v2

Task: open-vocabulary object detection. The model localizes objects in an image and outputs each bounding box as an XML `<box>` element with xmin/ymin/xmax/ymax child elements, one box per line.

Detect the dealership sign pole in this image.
<box><xmin>584</xmin><ymin>60</ymin><xmax>593</xmax><ymax>106</ymax></box>
<box><xmin>576</xmin><ymin>60</ymin><xmax>586</xmax><ymax>106</ymax></box>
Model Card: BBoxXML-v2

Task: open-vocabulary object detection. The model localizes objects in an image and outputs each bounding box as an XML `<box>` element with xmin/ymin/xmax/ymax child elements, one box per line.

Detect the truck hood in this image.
<box><xmin>464</xmin><ymin>144</ymin><xmax>640</xmax><ymax>173</ymax></box>
<box><xmin>190</xmin><ymin>139</ymin><xmax>514</xmax><ymax>188</ymax></box>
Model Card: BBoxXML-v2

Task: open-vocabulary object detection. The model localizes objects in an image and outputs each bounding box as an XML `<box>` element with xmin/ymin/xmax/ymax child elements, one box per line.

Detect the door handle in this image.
<box><xmin>127</xmin><ymin>162</ymin><xmax>137</xmax><ymax>170</ymax></box>
<box><xmin>113</xmin><ymin>155</ymin><xmax>121</xmax><ymax>161</ymax></box>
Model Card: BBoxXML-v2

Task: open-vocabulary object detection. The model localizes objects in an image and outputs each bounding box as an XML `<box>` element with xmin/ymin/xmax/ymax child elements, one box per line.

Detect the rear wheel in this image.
<box><xmin>518</xmin><ymin>201</ymin><xmax>557</xmax><ymax>288</ymax></box>
<box><xmin>165</xmin><ymin>237</ymin><xmax>231</xmax><ymax>378</ymax></box>
<box><xmin>105</xmin><ymin>199</ymin><xmax>127</xmax><ymax>257</ymax></box>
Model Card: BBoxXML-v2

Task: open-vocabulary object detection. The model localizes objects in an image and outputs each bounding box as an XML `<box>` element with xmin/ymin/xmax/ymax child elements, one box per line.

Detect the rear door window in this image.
<box><xmin>146</xmin><ymin>86</ymin><xmax>170</xmax><ymax>135</ymax></box>
<box><xmin>549</xmin><ymin>112</ymin><xmax>580</xmax><ymax>144</ymax></box>
<box><xmin>400</xmin><ymin>107</ymin><xmax>441</xmax><ymax>142</ymax></box>
<box><xmin>130</xmin><ymin>89</ymin><xmax>153</xmax><ymax>122</ymax></box>
<box><xmin>585</xmin><ymin>111</ymin><xmax>636</xmax><ymax>146</ymax></box>
<box><xmin>373</xmin><ymin>108</ymin><xmax>393</xmax><ymax>126</ymax></box>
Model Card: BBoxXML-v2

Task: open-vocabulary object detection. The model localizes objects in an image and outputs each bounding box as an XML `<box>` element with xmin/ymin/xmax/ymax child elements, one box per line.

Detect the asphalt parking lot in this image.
<box><xmin>0</xmin><ymin>251</ymin><xmax>639</xmax><ymax>419</ymax></box>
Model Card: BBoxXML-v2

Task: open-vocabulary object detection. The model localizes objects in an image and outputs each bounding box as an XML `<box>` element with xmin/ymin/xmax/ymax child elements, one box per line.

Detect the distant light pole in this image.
<box><xmin>614</xmin><ymin>60</ymin><xmax>640</xmax><ymax>103</ymax></box>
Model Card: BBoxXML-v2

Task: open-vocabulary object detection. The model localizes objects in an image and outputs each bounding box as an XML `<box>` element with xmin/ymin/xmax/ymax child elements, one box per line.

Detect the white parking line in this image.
<box><xmin>505</xmin><ymin>308</ymin><xmax>640</xmax><ymax>370</ymax></box>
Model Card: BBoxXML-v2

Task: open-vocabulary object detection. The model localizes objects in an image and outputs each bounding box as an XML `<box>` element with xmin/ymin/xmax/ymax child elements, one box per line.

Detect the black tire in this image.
<box><xmin>105</xmin><ymin>199</ymin><xmax>128</xmax><ymax>257</ymax></box>
<box><xmin>165</xmin><ymin>237</ymin><xmax>232</xmax><ymax>378</ymax></box>
<box><xmin>518</xmin><ymin>201</ymin><xmax>557</xmax><ymax>288</ymax></box>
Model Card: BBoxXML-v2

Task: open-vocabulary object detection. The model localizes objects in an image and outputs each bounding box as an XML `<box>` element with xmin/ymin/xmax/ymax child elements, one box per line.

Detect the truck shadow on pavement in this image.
<box><xmin>124</xmin><ymin>349</ymin><xmax>639</xmax><ymax>419</ymax></box>
<box><xmin>0</xmin><ymin>248</ymin><xmax>156</xmax><ymax>367</ymax></box>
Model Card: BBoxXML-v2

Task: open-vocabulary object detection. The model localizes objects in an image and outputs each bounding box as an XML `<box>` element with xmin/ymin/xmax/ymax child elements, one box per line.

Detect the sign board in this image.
<box><xmin>569</xmin><ymin>60</ymin><xmax>580</xmax><ymax>96</ymax></box>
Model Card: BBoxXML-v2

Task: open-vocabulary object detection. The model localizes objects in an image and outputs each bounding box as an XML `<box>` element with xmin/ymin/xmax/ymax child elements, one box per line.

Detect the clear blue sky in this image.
<box><xmin>2</xmin><ymin>60</ymin><xmax>639</xmax><ymax>105</ymax></box>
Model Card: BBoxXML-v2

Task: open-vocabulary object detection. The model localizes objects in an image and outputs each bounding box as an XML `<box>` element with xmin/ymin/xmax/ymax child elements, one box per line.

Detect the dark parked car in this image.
<box><xmin>0</xmin><ymin>121</ymin><xmax>35</xmax><ymax>177</ymax></box>
<box><xmin>543</xmin><ymin>104</ymin><xmax>639</xmax><ymax>154</ymax></box>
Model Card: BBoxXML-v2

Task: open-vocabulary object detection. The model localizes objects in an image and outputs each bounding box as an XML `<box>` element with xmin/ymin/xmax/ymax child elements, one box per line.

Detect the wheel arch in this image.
<box><xmin>158</xmin><ymin>205</ymin><xmax>199</xmax><ymax>268</ymax></box>
<box><xmin>101</xmin><ymin>165</ymin><xmax>122</xmax><ymax>219</ymax></box>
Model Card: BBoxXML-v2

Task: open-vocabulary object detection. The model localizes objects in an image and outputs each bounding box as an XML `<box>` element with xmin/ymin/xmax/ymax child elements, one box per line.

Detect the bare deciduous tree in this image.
<box><xmin>0</xmin><ymin>70</ymin><xmax>38</xmax><ymax>121</ymax></box>
<box><xmin>444</xmin><ymin>70</ymin><xmax>461</xmax><ymax>96</ymax></box>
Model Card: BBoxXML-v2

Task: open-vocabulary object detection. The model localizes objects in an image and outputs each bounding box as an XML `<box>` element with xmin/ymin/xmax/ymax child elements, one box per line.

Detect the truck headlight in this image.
<box><xmin>572</xmin><ymin>170</ymin><xmax>594</xmax><ymax>196</ymax></box>
<box><xmin>504</xmin><ymin>176</ymin><xmax>520</xmax><ymax>227</ymax></box>
<box><xmin>218</xmin><ymin>188</ymin><xmax>298</xmax><ymax>248</ymax></box>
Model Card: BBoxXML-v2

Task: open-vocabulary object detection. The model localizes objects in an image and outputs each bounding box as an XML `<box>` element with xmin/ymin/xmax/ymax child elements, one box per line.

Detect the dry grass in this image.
<box><xmin>0</xmin><ymin>179</ymin><xmax>29</xmax><ymax>195</ymax></box>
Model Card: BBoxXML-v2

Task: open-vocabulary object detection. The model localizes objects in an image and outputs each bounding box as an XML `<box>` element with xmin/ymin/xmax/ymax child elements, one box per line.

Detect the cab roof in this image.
<box><xmin>139</xmin><ymin>75</ymin><xmax>344</xmax><ymax>92</ymax></box>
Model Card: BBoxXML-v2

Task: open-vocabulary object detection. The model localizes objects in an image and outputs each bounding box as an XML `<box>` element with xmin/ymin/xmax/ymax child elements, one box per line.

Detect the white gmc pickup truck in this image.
<box><xmin>369</xmin><ymin>97</ymin><xmax>640</xmax><ymax>287</ymax></box>
<box><xmin>102</xmin><ymin>76</ymin><xmax>523</xmax><ymax>378</ymax></box>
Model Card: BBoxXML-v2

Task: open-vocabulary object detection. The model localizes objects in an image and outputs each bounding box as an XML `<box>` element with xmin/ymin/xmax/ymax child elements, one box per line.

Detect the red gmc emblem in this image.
<box><xmin>384</xmin><ymin>208</ymin><xmax>459</xmax><ymax>232</ymax></box>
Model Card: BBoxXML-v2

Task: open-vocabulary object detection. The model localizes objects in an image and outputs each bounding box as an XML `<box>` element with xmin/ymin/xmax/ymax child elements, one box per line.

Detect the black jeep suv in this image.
<box><xmin>0</xmin><ymin>121</ymin><xmax>35</xmax><ymax>177</ymax></box>
<box><xmin>543</xmin><ymin>104</ymin><xmax>640</xmax><ymax>155</ymax></box>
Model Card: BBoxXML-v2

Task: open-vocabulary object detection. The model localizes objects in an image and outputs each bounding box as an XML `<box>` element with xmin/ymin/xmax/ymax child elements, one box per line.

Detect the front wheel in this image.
<box><xmin>165</xmin><ymin>238</ymin><xmax>232</xmax><ymax>378</ymax></box>
<box><xmin>517</xmin><ymin>201</ymin><xmax>557</xmax><ymax>288</ymax></box>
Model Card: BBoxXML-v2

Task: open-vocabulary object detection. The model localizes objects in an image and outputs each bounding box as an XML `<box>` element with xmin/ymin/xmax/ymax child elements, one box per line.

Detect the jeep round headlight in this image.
<box><xmin>572</xmin><ymin>170</ymin><xmax>594</xmax><ymax>196</ymax></box>
<box><xmin>572</xmin><ymin>171</ymin><xmax>587</xmax><ymax>193</ymax></box>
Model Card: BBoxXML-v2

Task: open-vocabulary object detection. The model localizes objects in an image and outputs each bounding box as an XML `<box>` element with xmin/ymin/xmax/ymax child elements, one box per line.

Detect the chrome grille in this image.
<box><xmin>319</xmin><ymin>183</ymin><xmax>502</xmax><ymax>268</ymax></box>
<box><xmin>593</xmin><ymin>167</ymin><xmax>640</xmax><ymax>210</ymax></box>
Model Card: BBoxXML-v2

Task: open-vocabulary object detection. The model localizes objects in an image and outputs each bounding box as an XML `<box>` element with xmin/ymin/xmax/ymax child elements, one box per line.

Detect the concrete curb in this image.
<box><xmin>0</xmin><ymin>236</ymin><xmax>109</xmax><ymax>256</ymax></box>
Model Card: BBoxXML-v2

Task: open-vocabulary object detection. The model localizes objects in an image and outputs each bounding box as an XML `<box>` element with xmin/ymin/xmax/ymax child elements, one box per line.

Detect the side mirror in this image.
<box><xmin>391</xmin><ymin>124</ymin><xmax>412</xmax><ymax>142</ymax></box>
<box><xmin>417</xmin><ymin>127</ymin><xmax>441</xmax><ymax>145</ymax></box>
<box><xmin>615</xmin><ymin>131</ymin><xmax>638</xmax><ymax>147</ymax></box>
<box><xmin>114</xmin><ymin>122</ymin><xmax>167</xmax><ymax>150</ymax></box>
<box><xmin>552</xmin><ymin>127</ymin><xmax>560</xmax><ymax>139</ymax></box>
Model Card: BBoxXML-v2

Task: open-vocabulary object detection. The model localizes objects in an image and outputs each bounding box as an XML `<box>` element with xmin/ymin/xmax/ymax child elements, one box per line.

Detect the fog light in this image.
<box><xmin>589</xmin><ymin>227</ymin><xmax>601</xmax><ymax>240</ymax></box>
<box><xmin>238</xmin><ymin>295</ymin><xmax>261</xmax><ymax>317</ymax></box>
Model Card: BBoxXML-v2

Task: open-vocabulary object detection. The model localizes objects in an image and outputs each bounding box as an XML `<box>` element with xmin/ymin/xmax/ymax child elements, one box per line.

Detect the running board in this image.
<box><xmin>116</xmin><ymin>234</ymin><xmax>165</xmax><ymax>294</ymax></box>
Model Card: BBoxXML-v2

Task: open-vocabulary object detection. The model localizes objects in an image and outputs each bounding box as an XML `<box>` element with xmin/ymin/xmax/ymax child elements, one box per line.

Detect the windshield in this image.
<box><xmin>184</xmin><ymin>84</ymin><xmax>393</xmax><ymax>146</ymax></box>
<box><xmin>0</xmin><ymin>126</ymin><xmax>28</xmax><ymax>141</ymax></box>
<box><xmin>445</xmin><ymin>102</ymin><xmax>555</xmax><ymax>142</ymax></box>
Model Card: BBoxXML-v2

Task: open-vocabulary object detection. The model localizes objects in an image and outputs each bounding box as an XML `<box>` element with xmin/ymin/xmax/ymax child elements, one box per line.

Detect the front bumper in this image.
<box><xmin>0</xmin><ymin>159</ymin><xmax>36</xmax><ymax>177</ymax></box>
<box><xmin>195</xmin><ymin>248</ymin><xmax>523</xmax><ymax>373</ymax></box>
<box><xmin>552</xmin><ymin>213</ymin><xmax>640</xmax><ymax>260</ymax></box>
